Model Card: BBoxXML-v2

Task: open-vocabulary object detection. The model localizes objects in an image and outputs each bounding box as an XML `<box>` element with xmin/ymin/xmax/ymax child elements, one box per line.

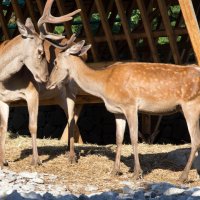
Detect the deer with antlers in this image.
<box><xmin>0</xmin><ymin>0</ymin><xmax>81</xmax><ymax>168</ymax></box>
<box><xmin>47</xmin><ymin>40</ymin><xmax>200</xmax><ymax>182</ymax></box>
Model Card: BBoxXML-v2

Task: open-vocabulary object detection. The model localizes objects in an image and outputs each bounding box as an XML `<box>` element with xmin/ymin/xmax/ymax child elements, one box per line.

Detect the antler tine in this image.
<box><xmin>62</xmin><ymin>33</ymin><xmax>77</xmax><ymax>47</ymax></box>
<box><xmin>38</xmin><ymin>0</ymin><xmax>81</xmax><ymax>40</ymax></box>
<box><xmin>46</xmin><ymin>34</ymin><xmax>77</xmax><ymax>50</ymax></box>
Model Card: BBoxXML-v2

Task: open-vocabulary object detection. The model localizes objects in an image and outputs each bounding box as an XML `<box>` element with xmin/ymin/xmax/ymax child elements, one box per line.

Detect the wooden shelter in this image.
<box><xmin>1</xmin><ymin>0</ymin><xmax>200</xmax><ymax>142</ymax></box>
<box><xmin>1</xmin><ymin>0</ymin><xmax>200</xmax><ymax>64</ymax></box>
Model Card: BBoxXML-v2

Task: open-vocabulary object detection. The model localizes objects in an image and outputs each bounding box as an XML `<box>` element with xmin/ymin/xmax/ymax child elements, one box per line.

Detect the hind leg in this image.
<box><xmin>112</xmin><ymin>114</ymin><xmax>126</xmax><ymax>175</ymax></box>
<box><xmin>179</xmin><ymin>103</ymin><xmax>200</xmax><ymax>182</ymax></box>
<box><xmin>125</xmin><ymin>106</ymin><xmax>142</xmax><ymax>179</ymax></box>
<box><xmin>0</xmin><ymin>102</ymin><xmax>9</xmax><ymax>168</ymax></box>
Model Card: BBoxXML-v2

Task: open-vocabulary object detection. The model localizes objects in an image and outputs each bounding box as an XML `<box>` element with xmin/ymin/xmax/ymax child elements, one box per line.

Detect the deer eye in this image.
<box><xmin>54</xmin><ymin>60</ymin><xmax>57</xmax><ymax>66</ymax></box>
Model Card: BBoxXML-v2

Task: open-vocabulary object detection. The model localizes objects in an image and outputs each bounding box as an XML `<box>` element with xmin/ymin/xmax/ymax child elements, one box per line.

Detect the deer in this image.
<box><xmin>47</xmin><ymin>40</ymin><xmax>200</xmax><ymax>183</ymax></box>
<box><xmin>0</xmin><ymin>0</ymin><xmax>81</xmax><ymax>168</ymax></box>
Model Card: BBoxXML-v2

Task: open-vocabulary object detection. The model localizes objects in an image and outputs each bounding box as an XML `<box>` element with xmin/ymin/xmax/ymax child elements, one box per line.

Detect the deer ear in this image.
<box><xmin>65</xmin><ymin>40</ymin><xmax>85</xmax><ymax>55</ymax></box>
<box><xmin>25</xmin><ymin>18</ymin><xmax>35</xmax><ymax>32</ymax></box>
<box><xmin>79</xmin><ymin>44</ymin><xmax>91</xmax><ymax>56</ymax></box>
<box><xmin>17</xmin><ymin>19</ymin><xmax>34</xmax><ymax>38</ymax></box>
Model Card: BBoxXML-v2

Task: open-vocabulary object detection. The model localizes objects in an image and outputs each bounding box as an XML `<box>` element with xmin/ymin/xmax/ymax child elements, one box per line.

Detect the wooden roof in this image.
<box><xmin>0</xmin><ymin>0</ymin><xmax>200</xmax><ymax>64</ymax></box>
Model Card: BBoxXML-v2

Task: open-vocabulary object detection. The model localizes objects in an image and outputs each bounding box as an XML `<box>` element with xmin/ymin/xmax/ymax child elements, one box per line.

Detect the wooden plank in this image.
<box><xmin>35</xmin><ymin>0</ymin><xmax>44</xmax><ymax>15</ymax></box>
<box><xmin>75</xmin><ymin>0</ymin><xmax>99</xmax><ymax>62</ymax></box>
<box><xmin>136</xmin><ymin>0</ymin><xmax>160</xmax><ymax>62</ymax></box>
<box><xmin>25</xmin><ymin>0</ymin><xmax>38</xmax><ymax>32</ymax></box>
<box><xmin>157</xmin><ymin>0</ymin><xmax>181</xmax><ymax>64</ymax></box>
<box><xmin>95</xmin><ymin>0</ymin><xmax>118</xmax><ymax>60</ymax></box>
<box><xmin>92</xmin><ymin>28</ymin><xmax>188</xmax><ymax>43</ymax></box>
<box><xmin>0</xmin><ymin>5</ymin><xmax>10</xmax><ymax>39</ymax></box>
<box><xmin>11</xmin><ymin>0</ymin><xmax>24</xmax><ymax>23</ymax></box>
<box><xmin>115</xmin><ymin>0</ymin><xmax>138</xmax><ymax>60</ymax></box>
<box><xmin>55</xmin><ymin>0</ymin><xmax>72</xmax><ymax>38</ymax></box>
<box><xmin>178</xmin><ymin>0</ymin><xmax>200</xmax><ymax>65</ymax></box>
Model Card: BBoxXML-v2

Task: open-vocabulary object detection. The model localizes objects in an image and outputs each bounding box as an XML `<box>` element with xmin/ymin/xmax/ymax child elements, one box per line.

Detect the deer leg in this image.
<box><xmin>111</xmin><ymin>114</ymin><xmax>126</xmax><ymax>175</ymax></box>
<box><xmin>125</xmin><ymin>107</ymin><xmax>142</xmax><ymax>179</ymax></box>
<box><xmin>60</xmin><ymin>104</ymin><xmax>83</xmax><ymax>144</ymax></box>
<box><xmin>66</xmin><ymin>97</ymin><xmax>76</xmax><ymax>163</ymax></box>
<box><xmin>56</xmin><ymin>91</ymin><xmax>76</xmax><ymax>163</ymax></box>
<box><xmin>74</xmin><ymin>104</ymin><xmax>83</xmax><ymax>143</ymax></box>
<box><xmin>26</xmin><ymin>93</ymin><xmax>41</xmax><ymax>165</ymax></box>
<box><xmin>179</xmin><ymin>104</ymin><xmax>200</xmax><ymax>182</ymax></box>
<box><xmin>0</xmin><ymin>102</ymin><xmax>9</xmax><ymax>168</ymax></box>
<box><xmin>59</xmin><ymin>97</ymin><xmax>69</xmax><ymax>143</ymax></box>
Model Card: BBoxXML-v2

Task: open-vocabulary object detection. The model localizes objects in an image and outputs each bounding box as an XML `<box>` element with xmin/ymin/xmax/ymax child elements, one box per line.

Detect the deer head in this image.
<box><xmin>16</xmin><ymin>18</ymin><xmax>49</xmax><ymax>83</ymax></box>
<box><xmin>16</xmin><ymin>0</ymin><xmax>80</xmax><ymax>83</ymax></box>
<box><xmin>47</xmin><ymin>40</ymin><xmax>91</xmax><ymax>89</ymax></box>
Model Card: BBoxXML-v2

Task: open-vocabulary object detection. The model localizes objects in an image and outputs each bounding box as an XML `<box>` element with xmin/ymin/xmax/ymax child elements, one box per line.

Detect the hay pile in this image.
<box><xmin>4</xmin><ymin>133</ymin><xmax>200</xmax><ymax>194</ymax></box>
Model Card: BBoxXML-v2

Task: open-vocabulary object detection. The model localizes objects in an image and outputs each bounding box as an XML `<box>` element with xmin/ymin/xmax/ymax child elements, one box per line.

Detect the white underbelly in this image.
<box><xmin>138</xmin><ymin>99</ymin><xmax>179</xmax><ymax>113</ymax></box>
<box><xmin>0</xmin><ymin>90</ymin><xmax>25</xmax><ymax>103</ymax></box>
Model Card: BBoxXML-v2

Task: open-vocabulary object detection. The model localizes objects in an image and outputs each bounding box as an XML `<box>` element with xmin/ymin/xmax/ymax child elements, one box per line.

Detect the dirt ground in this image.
<box><xmin>3</xmin><ymin>133</ymin><xmax>200</xmax><ymax>194</ymax></box>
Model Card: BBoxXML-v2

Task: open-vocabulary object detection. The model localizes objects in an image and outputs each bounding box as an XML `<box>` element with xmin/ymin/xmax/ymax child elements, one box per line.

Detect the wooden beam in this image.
<box><xmin>35</xmin><ymin>0</ymin><xmax>44</xmax><ymax>15</ymax></box>
<box><xmin>178</xmin><ymin>0</ymin><xmax>200</xmax><ymax>65</ymax></box>
<box><xmin>55</xmin><ymin>0</ymin><xmax>72</xmax><ymax>38</ymax></box>
<box><xmin>95</xmin><ymin>0</ymin><xmax>118</xmax><ymax>60</ymax></box>
<box><xmin>136</xmin><ymin>0</ymin><xmax>160</xmax><ymax>62</ymax></box>
<box><xmin>25</xmin><ymin>0</ymin><xmax>38</xmax><ymax>32</ymax></box>
<box><xmin>11</xmin><ymin>0</ymin><xmax>24</xmax><ymax>23</ymax></box>
<box><xmin>157</xmin><ymin>0</ymin><xmax>181</xmax><ymax>64</ymax></box>
<box><xmin>0</xmin><ymin>5</ymin><xmax>10</xmax><ymax>39</ymax></box>
<box><xmin>92</xmin><ymin>28</ymin><xmax>188</xmax><ymax>43</ymax></box>
<box><xmin>75</xmin><ymin>0</ymin><xmax>99</xmax><ymax>62</ymax></box>
<box><xmin>115</xmin><ymin>0</ymin><xmax>138</xmax><ymax>60</ymax></box>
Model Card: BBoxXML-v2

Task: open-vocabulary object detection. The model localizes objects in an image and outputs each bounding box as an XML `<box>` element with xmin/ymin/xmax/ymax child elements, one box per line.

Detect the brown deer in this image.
<box><xmin>0</xmin><ymin>0</ymin><xmax>81</xmax><ymax>168</ymax></box>
<box><xmin>47</xmin><ymin>40</ymin><xmax>200</xmax><ymax>182</ymax></box>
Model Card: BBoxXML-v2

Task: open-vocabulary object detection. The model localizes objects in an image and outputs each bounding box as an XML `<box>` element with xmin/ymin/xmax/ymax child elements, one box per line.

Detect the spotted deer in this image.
<box><xmin>47</xmin><ymin>40</ymin><xmax>200</xmax><ymax>182</ymax></box>
<box><xmin>0</xmin><ymin>0</ymin><xmax>81</xmax><ymax>167</ymax></box>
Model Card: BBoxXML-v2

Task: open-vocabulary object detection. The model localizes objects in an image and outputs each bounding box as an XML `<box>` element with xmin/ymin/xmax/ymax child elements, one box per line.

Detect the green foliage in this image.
<box><xmin>2</xmin><ymin>2</ymin><xmax>182</xmax><ymax>47</ymax></box>
<box><xmin>130</xmin><ymin>9</ymin><xmax>141</xmax><ymax>30</ymax></box>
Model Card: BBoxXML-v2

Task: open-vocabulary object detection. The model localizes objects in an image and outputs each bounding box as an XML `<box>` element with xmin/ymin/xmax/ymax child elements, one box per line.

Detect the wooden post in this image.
<box><xmin>178</xmin><ymin>0</ymin><xmax>200</xmax><ymax>65</ymax></box>
<box><xmin>11</xmin><ymin>0</ymin><xmax>25</xmax><ymax>23</ymax></box>
<box><xmin>157</xmin><ymin>0</ymin><xmax>181</xmax><ymax>64</ymax></box>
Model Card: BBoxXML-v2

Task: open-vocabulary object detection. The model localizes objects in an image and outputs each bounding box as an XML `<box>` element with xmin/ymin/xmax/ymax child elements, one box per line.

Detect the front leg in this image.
<box><xmin>0</xmin><ymin>102</ymin><xmax>9</xmax><ymax>168</ymax></box>
<box><xmin>26</xmin><ymin>91</ymin><xmax>41</xmax><ymax>165</ymax></box>
<box><xmin>66</xmin><ymin>96</ymin><xmax>77</xmax><ymax>163</ymax></box>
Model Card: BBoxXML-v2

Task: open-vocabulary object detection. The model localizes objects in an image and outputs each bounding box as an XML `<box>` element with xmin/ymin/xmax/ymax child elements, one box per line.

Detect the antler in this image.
<box><xmin>45</xmin><ymin>33</ymin><xmax>77</xmax><ymax>50</ymax></box>
<box><xmin>37</xmin><ymin>0</ymin><xmax>81</xmax><ymax>41</ymax></box>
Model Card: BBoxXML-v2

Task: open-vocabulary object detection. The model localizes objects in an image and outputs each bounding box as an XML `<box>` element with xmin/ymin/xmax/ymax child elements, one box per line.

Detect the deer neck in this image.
<box><xmin>68</xmin><ymin>56</ymin><xmax>105</xmax><ymax>98</ymax></box>
<box><xmin>0</xmin><ymin>36</ymin><xmax>25</xmax><ymax>81</ymax></box>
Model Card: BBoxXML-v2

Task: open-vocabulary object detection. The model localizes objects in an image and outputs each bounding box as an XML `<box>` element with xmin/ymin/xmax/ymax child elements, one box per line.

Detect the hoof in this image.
<box><xmin>178</xmin><ymin>175</ymin><xmax>188</xmax><ymax>183</ymax></box>
<box><xmin>0</xmin><ymin>160</ymin><xmax>8</xmax><ymax>169</ymax></box>
<box><xmin>66</xmin><ymin>151</ymin><xmax>77</xmax><ymax>164</ymax></box>
<box><xmin>133</xmin><ymin>170</ymin><xmax>143</xmax><ymax>180</ymax></box>
<box><xmin>111</xmin><ymin>169</ymin><xmax>123</xmax><ymax>176</ymax></box>
<box><xmin>3</xmin><ymin>160</ymin><xmax>8</xmax><ymax>166</ymax></box>
<box><xmin>68</xmin><ymin>155</ymin><xmax>77</xmax><ymax>164</ymax></box>
<box><xmin>31</xmin><ymin>159</ymin><xmax>42</xmax><ymax>166</ymax></box>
